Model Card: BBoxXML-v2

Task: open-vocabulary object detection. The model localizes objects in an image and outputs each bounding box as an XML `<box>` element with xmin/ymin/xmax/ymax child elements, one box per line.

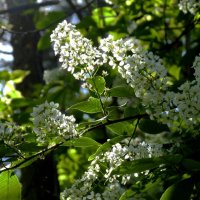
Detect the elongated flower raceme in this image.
<box><xmin>61</xmin><ymin>139</ymin><xmax>164</xmax><ymax>200</ymax></box>
<box><xmin>31</xmin><ymin>101</ymin><xmax>79</xmax><ymax>145</ymax></box>
<box><xmin>99</xmin><ymin>36</ymin><xmax>168</xmax><ymax>97</ymax></box>
<box><xmin>50</xmin><ymin>20</ymin><xmax>106</xmax><ymax>81</ymax></box>
<box><xmin>101</xmin><ymin>36</ymin><xmax>200</xmax><ymax>133</ymax></box>
<box><xmin>51</xmin><ymin>20</ymin><xmax>200</xmax><ymax>133</ymax></box>
<box><xmin>0</xmin><ymin>122</ymin><xmax>23</xmax><ymax>145</ymax></box>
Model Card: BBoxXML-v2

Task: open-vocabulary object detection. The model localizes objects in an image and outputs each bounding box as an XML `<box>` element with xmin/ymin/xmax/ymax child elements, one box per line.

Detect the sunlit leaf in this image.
<box><xmin>0</xmin><ymin>70</ymin><xmax>10</xmax><ymax>81</ymax></box>
<box><xmin>168</xmin><ymin>65</ymin><xmax>181</xmax><ymax>80</ymax></box>
<box><xmin>69</xmin><ymin>97</ymin><xmax>102</xmax><ymax>113</ymax></box>
<box><xmin>87</xmin><ymin>76</ymin><xmax>106</xmax><ymax>95</ymax></box>
<box><xmin>10</xmin><ymin>70</ymin><xmax>30</xmax><ymax>84</ymax></box>
<box><xmin>4</xmin><ymin>81</ymin><xmax>22</xmax><ymax>98</ymax></box>
<box><xmin>63</xmin><ymin>137</ymin><xmax>101</xmax><ymax>147</ymax></box>
<box><xmin>119</xmin><ymin>189</ymin><xmax>135</xmax><ymax>200</ymax></box>
<box><xmin>106</xmin><ymin>121</ymin><xmax>134</xmax><ymax>135</ymax></box>
<box><xmin>108</xmin><ymin>85</ymin><xmax>135</xmax><ymax>97</ymax></box>
<box><xmin>0</xmin><ymin>171</ymin><xmax>21</xmax><ymax>200</ymax></box>
<box><xmin>92</xmin><ymin>7</ymin><xmax>117</xmax><ymax>28</ymax></box>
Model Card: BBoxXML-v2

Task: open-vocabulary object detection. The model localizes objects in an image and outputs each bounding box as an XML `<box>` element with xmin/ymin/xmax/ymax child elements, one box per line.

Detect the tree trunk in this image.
<box><xmin>6</xmin><ymin>0</ymin><xmax>60</xmax><ymax>199</ymax></box>
<box><xmin>6</xmin><ymin>0</ymin><xmax>44</xmax><ymax>96</ymax></box>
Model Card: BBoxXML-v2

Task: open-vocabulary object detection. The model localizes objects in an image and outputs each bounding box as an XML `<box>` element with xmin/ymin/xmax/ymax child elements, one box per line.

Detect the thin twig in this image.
<box><xmin>82</xmin><ymin>114</ymin><xmax>148</xmax><ymax>134</ymax></box>
<box><xmin>0</xmin><ymin>142</ymin><xmax>62</xmax><ymax>173</ymax></box>
<box><xmin>128</xmin><ymin>118</ymin><xmax>140</xmax><ymax>146</ymax></box>
<box><xmin>0</xmin><ymin>1</ymin><xmax>60</xmax><ymax>15</ymax></box>
<box><xmin>0</xmin><ymin>0</ymin><xmax>94</xmax><ymax>35</ymax></box>
<box><xmin>66</xmin><ymin>0</ymin><xmax>83</xmax><ymax>20</ymax></box>
<box><xmin>159</xmin><ymin>17</ymin><xmax>197</xmax><ymax>51</ymax></box>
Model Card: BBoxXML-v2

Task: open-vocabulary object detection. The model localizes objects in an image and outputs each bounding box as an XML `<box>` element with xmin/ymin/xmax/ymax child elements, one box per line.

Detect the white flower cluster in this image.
<box><xmin>193</xmin><ymin>55</ymin><xmax>200</xmax><ymax>83</ymax></box>
<box><xmin>61</xmin><ymin>159</ymin><xmax>102</xmax><ymax>199</ymax></box>
<box><xmin>99</xmin><ymin>35</ymin><xmax>168</xmax><ymax>98</ymax></box>
<box><xmin>99</xmin><ymin>35</ymin><xmax>169</xmax><ymax>122</ymax></box>
<box><xmin>178</xmin><ymin>0</ymin><xmax>200</xmax><ymax>15</ymax></box>
<box><xmin>50</xmin><ymin>20</ymin><xmax>106</xmax><ymax>82</ymax></box>
<box><xmin>0</xmin><ymin>122</ymin><xmax>23</xmax><ymax>145</ymax></box>
<box><xmin>105</xmin><ymin>37</ymin><xmax>200</xmax><ymax>133</ymax></box>
<box><xmin>102</xmin><ymin>140</ymin><xmax>163</xmax><ymax>184</ymax></box>
<box><xmin>51</xmin><ymin>21</ymin><xmax>167</xmax><ymax>96</ymax></box>
<box><xmin>51</xmin><ymin>21</ymin><xmax>200</xmax><ymax>133</ymax></box>
<box><xmin>158</xmin><ymin>84</ymin><xmax>200</xmax><ymax>132</ymax></box>
<box><xmin>31</xmin><ymin>101</ymin><xmax>78</xmax><ymax>144</ymax></box>
<box><xmin>151</xmin><ymin>55</ymin><xmax>200</xmax><ymax>132</ymax></box>
<box><xmin>61</xmin><ymin>139</ymin><xmax>163</xmax><ymax>199</ymax></box>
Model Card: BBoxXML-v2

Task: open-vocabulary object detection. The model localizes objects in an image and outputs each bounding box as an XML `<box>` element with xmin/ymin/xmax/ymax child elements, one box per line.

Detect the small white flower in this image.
<box><xmin>178</xmin><ymin>0</ymin><xmax>200</xmax><ymax>15</ymax></box>
<box><xmin>31</xmin><ymin>101</ymin><xmax>79</xmax><ymax>144</ymax></box>
<box><xmin>0</xmin><ymin>122</ymin><xmax>23</xmax><ymax>144</ymax></box>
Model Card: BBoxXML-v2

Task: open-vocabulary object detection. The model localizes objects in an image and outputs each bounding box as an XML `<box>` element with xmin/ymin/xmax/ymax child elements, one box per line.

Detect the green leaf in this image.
<box><xmin>4</xmin><ymin>81</ymin><xmax>22</xmax><ymax>98</ymax></box>
<box><xmin>37</xmin><ymin>31</ymin><xmax>51</xmax><ymax>50</ymax></box>
<box><xmin>168</xmin><ymin>65</ymin><xmax>181</xmax><ymax>80</ymax></box>
<box><xmin>36</xmin><ymin>11</ymin><xmax>65</xmax><ymax>29</ymax></box>
<box><xmin>69</xmin><ymin>97</ymin><xmax>102</xmax><ymax>113</ymax></box>
<box><xmin>139</xmin><ymin>119</ymin><xmax>169</xmax><ymax>134</ymax></box>
<box><xmin>88</xmin><ymin>135</ymin><xmax>126</xmax><ymax>161</ymax></box>
<box><xmin>0</xmin><ymin>171</ymin><xmax>21</xmax><ymax>200</ymax></box>
<box><xmin>18</xmin><ymin>142</ymin><xmax>44</xmax><ymax>153</ymax></box>
<box><xmin>10</xmin><ymin>70</ymin><xmax>30</xmax><ymax>84</ymax></box>
<box><xmin>106</xmin><ymin>121</ymin><xmax>134</xmax><ymax>135</ymax></box>
<box><xmin>120</xmin><ymin>189</ymin><xmax>135</xmax><ymax>200</ymax></box>
<box><xmin>108</xmin><ymin>85</ymin><xmax>135</xmax><ymax>97</ymax></box>
<box><xmin>62</xmin><ymin>137</ymin><xmax>101</xmax><ymax>147</ymax></box>
<box><xmin>0</xmin><ymin>101</ymin><xmax>7</xmax><ymax>112</ymax></box>
<box><xmin>124</xmin><ymin>107</ymin><xmax>141</xmax><ymax>118</ymax></box>
<box><xmin>160</xmin><ymin>178</ymin><xmax>193</xmax><ymax>200</ymax></box>
<box><xmin>0</xmin><ymin>70</ymin><xmax>10</xmax><ymax>81</ymax></box>
<box><xmin>78</xmin><ymin>116</ymin><xmax>107</xmax><ymax>131</ymax></box>
<box><xmin>87</xmin><ymin>76</ymin><xmax>106</xmax><ymax>95</ymax></box>
<box><xmin>92</xmin><ymin>7</ymin><xmax>117</xmax><ymax>28</ymax></box>
<box><xmin>113</xmin><ymin>155</ymin><xmax>183</xmax><ymax>175</ymax></box>
<box><xmin>11</xmin><ymin>98</ymin><xmax>32</xmax><ymax>108</ymax></box>
<box><xmin>0</xmin><ymin>143</ymin><xmax>16</xmax><ymax>158</ymax></box>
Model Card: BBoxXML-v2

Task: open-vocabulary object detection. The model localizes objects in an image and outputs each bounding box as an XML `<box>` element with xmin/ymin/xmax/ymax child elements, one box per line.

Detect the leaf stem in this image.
<box><xmin>128</xmin><ymin>118</ymin><xmax>140</xmax><ymax>146</ymax></box>
<box><xmin>82</xmin><ymin>113</ymin><xmax>148</xmax><ymax>134</ymax></box>
<box><xmin>0</xmin><ymin>142</ymin><xmax>62</xmax><ymax>172</ymax></box>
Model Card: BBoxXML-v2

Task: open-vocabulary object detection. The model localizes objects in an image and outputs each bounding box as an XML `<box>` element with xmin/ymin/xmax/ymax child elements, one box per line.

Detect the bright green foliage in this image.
<box><xmin>69</xmin><ymin>97</ymin><xmax>102</xmax><ymax>113</ymax></box>
<box><xmin>108</xmin><ymin>85</ymin><xmax>135</xmax><ymax>97</ymax></box>
<box><xmin>87</xmin><ymin>76</ymin><xmax>106</xmax><ymax>95</ymax></box>
<box><xmin>107</xmin><ymin>121</ymin><xmax>134</xmax><ymax>135</ymax></box>
<box><xmin>63</xmin><ymin>137</ymin><xmax>101</xmax><ymax>148</ymax></box>
<box><xmin>0</xmin><ymin>171</ymin><xmax>21</xmax><ymax>200</ymax></box>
